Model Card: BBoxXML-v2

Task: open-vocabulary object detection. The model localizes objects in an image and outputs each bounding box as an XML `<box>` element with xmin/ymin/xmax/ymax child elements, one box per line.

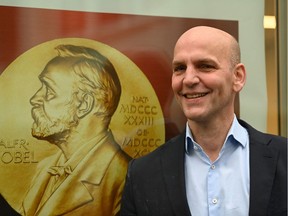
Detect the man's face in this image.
<box><xmin>30</xmin><ymin>60</ymin><xmax>79</xmax><ymax>143</ymax></box>
<box><xmin>171</xmin><ymin>28</ymin><xmax>237</xmax><ymax>123</ymax></box>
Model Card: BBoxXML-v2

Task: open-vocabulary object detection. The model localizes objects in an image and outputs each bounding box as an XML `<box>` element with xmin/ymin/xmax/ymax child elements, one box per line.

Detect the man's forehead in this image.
<box><xmin>174</xmin><ymin>29</ymin><xmax>233</xmax><ymax>60</ymax></box>
<box><xmin>38</xmin><ymin>61</ymin><xmax>75</xmax><ymax>86</ymax></box>
<box><xmin>175</xmin><ymin>26</ymin><xmax>233</xmax><ymax>49</ymax></box>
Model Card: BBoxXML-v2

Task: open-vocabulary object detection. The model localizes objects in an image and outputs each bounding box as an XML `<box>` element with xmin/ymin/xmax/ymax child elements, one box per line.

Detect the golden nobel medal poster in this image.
<box><xmin>0</xmin><ymin>38</ymin><xmax>165</xmax><ymax>215</ymax></box>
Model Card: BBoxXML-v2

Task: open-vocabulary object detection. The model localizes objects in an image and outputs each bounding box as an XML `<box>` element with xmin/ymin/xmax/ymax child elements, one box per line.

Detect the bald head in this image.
<box><xmin>172</xmin><ymin>25</ymin><xmax>246</xmax><ymax>125</ymax></box>
<box><xmin>174</xmin><ymin>26</ymin><xmax>241</xmax><ymax>69</ymax></box>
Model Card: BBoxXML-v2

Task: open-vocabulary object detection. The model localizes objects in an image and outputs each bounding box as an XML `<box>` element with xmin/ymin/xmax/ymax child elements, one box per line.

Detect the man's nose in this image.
<box><xmin>183</xmin><ymin>67</ymin><xmax>200</xmax><ymax>85</ymax></box>
<box><xmin>30</xmin><ymin>88</ymin><xmax>43</xmax><ymax>106</ymax></box>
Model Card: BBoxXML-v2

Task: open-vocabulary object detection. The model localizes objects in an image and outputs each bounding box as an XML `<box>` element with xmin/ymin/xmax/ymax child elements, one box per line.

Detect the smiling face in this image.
<box><xmin>172</xmin><ymin>26</ymin><xmax>245</xmax><ymax>124</ymax></box>
<box><xmin>30</xmin><ymin>58</ymin><xmax>80</xmax><ymax>144</ymax></box>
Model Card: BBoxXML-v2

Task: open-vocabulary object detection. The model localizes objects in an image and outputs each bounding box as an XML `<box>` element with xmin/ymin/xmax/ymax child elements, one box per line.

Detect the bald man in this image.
<box><xmin>120</xmin><ymin>26</ymin><xmax>287</xmax><ymax>216</ymax></box>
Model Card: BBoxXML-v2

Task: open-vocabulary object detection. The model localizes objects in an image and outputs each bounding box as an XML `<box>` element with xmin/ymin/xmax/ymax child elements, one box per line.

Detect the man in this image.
<box><xmin>0</xmin><ymin>194</ymin><xmax>21</xmax><ymax>216</ymax></box>
<box><xmin>120</xmin><ymin>26</ymin><xmax>287</xmax><ymax>216</ymax></box>
<box><xmin>21</xmin><ymin>44</ymin><xmax>131</xmax><ymax>216</ymax></box>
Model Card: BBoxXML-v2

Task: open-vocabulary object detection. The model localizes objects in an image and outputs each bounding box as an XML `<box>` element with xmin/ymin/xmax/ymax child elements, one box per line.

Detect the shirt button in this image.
<box><xmin>212</xmin><ymin>198</ymin><xmax>218</xmax><ymax>204</ymax></box>
<box><xmin>193</xmin><ymin>146</ymin><xmax>198</xmax><ymax>150</ymax></box>
<box><xmin>211</xmin><ymin>165</ymin><xmax>216</xmax><ymax>170</ymax></box>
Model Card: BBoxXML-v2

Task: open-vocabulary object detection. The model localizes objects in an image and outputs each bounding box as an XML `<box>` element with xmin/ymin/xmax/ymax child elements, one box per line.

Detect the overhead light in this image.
<box><xmin>264</xmin><ymin>15</ymin><xmax>276</xmax><ymax>29</ymax></box>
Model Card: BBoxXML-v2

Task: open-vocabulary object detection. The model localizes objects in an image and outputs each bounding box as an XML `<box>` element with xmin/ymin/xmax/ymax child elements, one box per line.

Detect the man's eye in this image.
<box><xmin>173</xmin><ymin>65</ymin><xmax>186</xmax><ymax>73</ymax></box>
<box><xmin>199</xmin><ymin>64</ymin><xmax>215</xmax><ymax>71</ymax></box>
<box><xmin>46</xmin><ymin>87</ymin><xmax>55</xmax><ymax>100</ymax></box>
<box><xmin>201</xmin><ymin>64</ymin><xmax>213</xmax><ymax>68</ymax></box>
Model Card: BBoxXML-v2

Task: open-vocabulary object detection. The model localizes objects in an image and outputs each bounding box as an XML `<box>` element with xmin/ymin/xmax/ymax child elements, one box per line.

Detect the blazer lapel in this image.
<box><xmin>240</xmin><ymin>120</ymin><xmax>279</xmax><ymax>216</ymax></box>
<box><xmin>161</xmin><ymin>132</ymin><xmax>191</xmax><ymax>216</ymax></box>
<box><xmin>22</xmin><ymin>151</ymin><xmax>63</xmax><ymax>215</ymax></box>
<box><xmin>22</xmin><ymin>169</ymin><xmax>51</xmax><ymax>215</ymax></box>
<box><xmin>36</xmin><ymin>177</ymin><xmax>93</xmax><ymax>215</ymax></box>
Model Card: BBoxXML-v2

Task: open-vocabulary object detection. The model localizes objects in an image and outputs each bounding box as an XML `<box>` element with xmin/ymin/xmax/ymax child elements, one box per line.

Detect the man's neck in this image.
<box><xmin>57</xmin><ymin>125</ymin><xmax>108</xmax><ymax>160</ymax></box>
<box><xmin>188</xmin><ymin>115</ymin><xmax>234</xmax><ymax>162</ymax></box>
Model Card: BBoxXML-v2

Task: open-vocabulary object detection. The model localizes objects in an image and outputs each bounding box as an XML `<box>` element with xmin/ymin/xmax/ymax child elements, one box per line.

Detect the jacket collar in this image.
<box><xmin>238</xmin><ymin>119</ymin><xmax>279</xmax><ymax>216</ymax></box>
<box><xmin>160</xmin><ymin>131</ymin><xmax>192</xmax><ymax>216</ymax></box>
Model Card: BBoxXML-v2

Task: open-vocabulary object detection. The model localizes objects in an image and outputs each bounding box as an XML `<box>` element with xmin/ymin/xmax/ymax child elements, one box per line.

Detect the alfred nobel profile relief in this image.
<box><xmin>0</xmin><ymin>38</ymin><xmax>165</xmax><ymax>216</ymax></box>
<box><xmin>18</xmin><ymin>44</ymin><xmax>132</xmax><ymax>216</ymax></box>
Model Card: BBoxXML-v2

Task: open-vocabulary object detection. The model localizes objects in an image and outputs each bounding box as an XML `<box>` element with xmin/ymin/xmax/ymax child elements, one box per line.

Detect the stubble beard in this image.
<box><xmin>31</xmin><ymin>106</ymin><xmax>78</xmax><ymax>145</ymax></box>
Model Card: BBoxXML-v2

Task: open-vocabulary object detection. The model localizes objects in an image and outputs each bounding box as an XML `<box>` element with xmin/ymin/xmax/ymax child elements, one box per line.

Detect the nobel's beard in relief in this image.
<box><xmin>31</xmin><ymin>100</ymin><xmax>79</xmax><ymax>144</ymax></box>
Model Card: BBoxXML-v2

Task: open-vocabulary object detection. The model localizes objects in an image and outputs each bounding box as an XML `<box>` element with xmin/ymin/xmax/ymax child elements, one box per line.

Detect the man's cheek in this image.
<box><xmin>45</xmin><ymin>105</ymin><xmax>66</xmax><ymax>119</ymax></box>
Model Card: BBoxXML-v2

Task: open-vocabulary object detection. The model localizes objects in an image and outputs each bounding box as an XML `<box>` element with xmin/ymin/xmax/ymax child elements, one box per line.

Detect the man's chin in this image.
<box><xmin>32</xmin><ymin>130</ymin><xmax>71</xmax><ymax>145</ymax></box>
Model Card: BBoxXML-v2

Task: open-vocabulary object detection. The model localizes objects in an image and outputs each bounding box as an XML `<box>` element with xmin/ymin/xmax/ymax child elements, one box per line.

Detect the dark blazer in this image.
<box><xmin>0</xmin><ymin>194</ymin><xmax>21</xmax><ymax>216</ymax></box>
<box><xmin>120</xmin><ymin>119</ymin><xmax>287</xmax><ymax>216</ymax></box>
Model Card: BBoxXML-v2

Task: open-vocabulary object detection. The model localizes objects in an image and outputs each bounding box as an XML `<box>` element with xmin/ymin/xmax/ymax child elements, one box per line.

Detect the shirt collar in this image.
<box><xmin>185</xmin><ymin>124</ymin><xmax>194</xmax><ymax>154</ymax></box>
<box><xmin>226</xmin><ymin>115</ymin><xmax>248</xmax><ymax>148</ymax></box>
<box><xmin>185</xmin><ymin>115</ymin><xmax>248</xmax><ymax>155</ymax></box>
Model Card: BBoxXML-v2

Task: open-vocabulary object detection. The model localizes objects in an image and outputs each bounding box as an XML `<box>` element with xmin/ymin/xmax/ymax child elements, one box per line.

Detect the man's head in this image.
<box><xmin>172</xmin><ymin>26</ymin><xmax>246</xmax><ymax>123</ymax></box>
<box><xmin>30</xmin><ymin>45</ymin><xmax>121</xmax><ymax>144</ymax></box>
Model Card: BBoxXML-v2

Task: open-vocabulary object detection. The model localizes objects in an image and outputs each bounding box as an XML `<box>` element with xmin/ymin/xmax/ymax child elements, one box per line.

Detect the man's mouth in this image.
<box><xmin>184</xmin><ymin>93</ymin><xmax>208</xmax><ymax>99</ymax></box>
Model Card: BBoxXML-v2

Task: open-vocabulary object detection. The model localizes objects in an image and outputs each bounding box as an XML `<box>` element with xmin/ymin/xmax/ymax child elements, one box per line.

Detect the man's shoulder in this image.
<box><xmin>238</xmin><ymin>119</ymin><xmax>287</xmax><ymax>150</ymax></box>
<box><xmin>110</xmin><ymin>148</ymin><xmax>132</xmax><ymax>168</ymax></box>
<box><xmin>130</xmin><ymin>132</ymin><xmax>185</xmax><ymax>166</ymax></box>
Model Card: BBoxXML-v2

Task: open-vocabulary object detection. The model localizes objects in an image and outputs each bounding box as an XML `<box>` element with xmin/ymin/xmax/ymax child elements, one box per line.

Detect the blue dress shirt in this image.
<box><xmin>185</xmin><ymin>116</ymin><xmax>250</xmax><ymax>216</ymax></box>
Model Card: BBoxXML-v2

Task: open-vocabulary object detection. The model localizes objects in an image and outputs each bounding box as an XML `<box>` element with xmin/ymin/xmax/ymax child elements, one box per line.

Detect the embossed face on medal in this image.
<box><xmin>0</xmin><ymin>38</ymin><xmax>165</xmax><ymax>210</ymax></box>
<box><xmin>30</xmin><ymin>60</ymin><xmax>80</xmax><ymax>143</ymax></box>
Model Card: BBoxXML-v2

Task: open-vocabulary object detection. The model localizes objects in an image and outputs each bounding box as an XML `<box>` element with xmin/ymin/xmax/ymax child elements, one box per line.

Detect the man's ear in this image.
<box><xmin>77</xmin><ymin>93</ymin><xmax>94</xmax><ymax>119</ymax></box>
<box><xmin>233</xmin><ymin>63</ymin><xmax>246</xmax><ymax>92</ymax></box>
